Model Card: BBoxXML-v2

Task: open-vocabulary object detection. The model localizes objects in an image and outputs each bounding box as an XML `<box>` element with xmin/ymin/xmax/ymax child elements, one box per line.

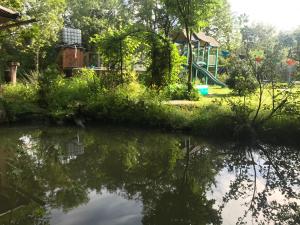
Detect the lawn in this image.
<box><xmin>168</xmin><ymin>84</ymin><xmax>300</xmax><ymax>129</ymax></box>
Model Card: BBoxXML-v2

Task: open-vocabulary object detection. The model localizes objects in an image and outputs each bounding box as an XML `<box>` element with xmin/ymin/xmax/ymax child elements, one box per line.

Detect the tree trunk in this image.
<box><xmin>184</xmin><ymin>25</ymin><xmax>193</xmax><ymax>92</ymax></box>
<box><xmin>120</xmin><ymin>39</ymin><xmax>123</xmax><ymax>82</ymax></box>
<box><xmin>35</xmin><ymin>48</ymin><xmax>40</xmax><ymax>72</ymax></box>
<box><xmin>187</xmin><ymin>40</ymin><xmax>193</xmax><ymax>92</ymax></box>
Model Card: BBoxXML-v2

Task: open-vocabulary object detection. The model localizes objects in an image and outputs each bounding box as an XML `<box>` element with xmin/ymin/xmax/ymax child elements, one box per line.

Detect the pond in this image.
<box><xmin>0</xmin><ymin>126</ymin><xmax>299</xmax><ymax>225</ymax></box>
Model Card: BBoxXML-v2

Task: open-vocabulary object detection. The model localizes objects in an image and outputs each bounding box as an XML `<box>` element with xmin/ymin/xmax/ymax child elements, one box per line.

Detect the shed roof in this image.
<box><xmin>0</xmin><ymin>5</ymin><xmax>20</xmax><ymax>24</ymax></box>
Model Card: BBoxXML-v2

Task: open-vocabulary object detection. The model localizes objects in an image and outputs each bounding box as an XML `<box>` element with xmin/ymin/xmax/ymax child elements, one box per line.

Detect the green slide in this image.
<box><xmin>192</xmin><ymin>62</ymin><xmax>227</xmax><ymax>87</ymax></box>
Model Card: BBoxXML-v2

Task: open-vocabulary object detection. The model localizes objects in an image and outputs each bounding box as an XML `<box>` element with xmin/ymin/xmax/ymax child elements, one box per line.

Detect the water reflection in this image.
<box><xmin>220</xmin><ymin>143</ymin><xmax>300</xmax><ymax>224</ymax></box>
<box><xmin>50</xmin><ymin>190</ymin><xmax>142</xmax><ymax>225</ymax></box>
<box><xmin>0</xmin><ymin>127</ymin><xmax>299</xmax><ymax>225</ymax></box>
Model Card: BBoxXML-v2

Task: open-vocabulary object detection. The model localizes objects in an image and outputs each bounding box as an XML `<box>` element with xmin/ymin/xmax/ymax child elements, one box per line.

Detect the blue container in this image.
<box><xmin>196</xmin><ymin>85</ymin><xmax>209</xmax><ymax>96</ymax></box>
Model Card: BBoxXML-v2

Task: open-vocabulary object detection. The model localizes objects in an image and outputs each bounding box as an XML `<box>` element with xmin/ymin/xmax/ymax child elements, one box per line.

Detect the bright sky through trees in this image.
<box><xmin>229</xmin><ymin>0</ymin><xmax>300</xmax><ymax>31</ymax></box>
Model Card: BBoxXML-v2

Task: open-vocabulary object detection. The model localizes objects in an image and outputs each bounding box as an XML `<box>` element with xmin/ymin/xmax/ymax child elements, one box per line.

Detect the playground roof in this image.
<box><xmin>0</xmin><ymin>5</ymin><xmax>20</xmax><ymax>24</ymax></box>
<box><xmin>195</xmin><ymin>32</ymin><xmax>220</xmax><ymax>47</ymax></box>
<box><xmin>172</xmin><ymin>30</ymin><xmax>220</xmax><ymax>47</ymax></box>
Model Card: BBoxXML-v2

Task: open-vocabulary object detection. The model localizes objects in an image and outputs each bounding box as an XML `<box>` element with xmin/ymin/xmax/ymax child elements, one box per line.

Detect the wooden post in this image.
<box><xmin>197</xmin><ymin>41</ymin><xmax>200</xmax><ymax>62</ymax></box>
<box><xmin>206</xmin><ymin>46</ymin><xmax>210</xmax><ymax>85</ymax></box>
<box><xmin>215</xmin><ymin>48</ymin><xmax>219</xmax><ymax>78</ymax></box>
<box><xmin>8</xmin><ymin>62</ymin><xmax>20</xmax><ymax>85</ymax></box>
<box><xmin>206</xmin><ymin>46</ymin><xmax>210</xmax><ymax>70</ymax></box>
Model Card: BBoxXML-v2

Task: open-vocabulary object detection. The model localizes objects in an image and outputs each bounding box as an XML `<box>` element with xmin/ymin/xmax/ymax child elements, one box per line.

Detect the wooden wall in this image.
<box><xmin>59</xmin><ymin>47</ymin><xmax>84</xmax><ymax>69</ymax></box>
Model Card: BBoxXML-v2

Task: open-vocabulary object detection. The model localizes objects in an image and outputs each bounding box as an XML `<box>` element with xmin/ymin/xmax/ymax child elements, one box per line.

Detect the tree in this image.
<box><xmin>205</xmin><ymin>0</ymin><xmax>233</xmax><ymax>48</ymax></box>
<box><xmin>0</xmin><ymin>0</ymin><xmax>66</xmax><ymax>74</ymax></box>
<box><xmin>65</xmin><ymin>0</ymin><xmax>132</xmax><ymax>49</ymax></box>
<box><xmin>22</xmin><ymin>0</ymin><xmax>66</xmax><ymax>71</ymax></box>
<box><xmin>225</xmin><ymin>23</ymin><xmax>300</xmax><ymax>139</ymax></box>
<box><xmin>163</xmin><ymin>0</ymin><xmax>220</xmax><ymax>91</ymax></box>
<box><xmin>128</xmin><ymin>0</ymin><xmax>177</xmax><ymax>37</ymax></box>
<box><xmin>91</xmin><ymin>26</ymin><xmax>184</xmax><ymax>88</ymax></box>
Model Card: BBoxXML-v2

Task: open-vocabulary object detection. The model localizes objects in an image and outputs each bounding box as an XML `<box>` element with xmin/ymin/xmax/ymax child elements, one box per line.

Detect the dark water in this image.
<box><xmin>0</xmin><ymin>126</ymin><xmax>299</xmax><ymax>225</ymax></box>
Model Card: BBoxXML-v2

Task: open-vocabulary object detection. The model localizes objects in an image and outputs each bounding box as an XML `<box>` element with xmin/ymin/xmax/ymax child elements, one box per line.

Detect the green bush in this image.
<box><xmin>1</xmin><ymin>83</ymin><xmax>41</xmax><ymax>120</ymax></box>
<box><xmin>1</xmin><ymin>68</ymin><xmax>298</xmax><ymax>143</ymax></box>
<box><xmin>190</xmin><ymin>105</ymin><xmax>234</xmax><ymax>138</ymax></box>
<box><xmin>45</xmin><ymin>69</ymin><xmax>100</xmax><ymax>119</ymax></box>
<box><xmin>85</xmin><ymin>81</ymin><xmax>187</xmax><ymax>128</ymax></box>
<box><xmin>226</xmin><ymin>58</ymin><xmax>258</xmax><ymax>96</ymax></box>
<box><xmin>163</xmin><ymin>83</ymin><xmax>200</xmax><ymax>100</ymax></box>
<box><xmin>41</xmin><ymin>70</ymin><xmax>187</xmax><ymax>129</ymax></box>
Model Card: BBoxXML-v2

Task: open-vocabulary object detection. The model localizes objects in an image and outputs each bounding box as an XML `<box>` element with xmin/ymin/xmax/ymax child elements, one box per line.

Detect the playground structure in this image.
<box><xmin>172</xmin><ymin>31</ymin><xmax>226</xmax><ymax>88</ymax></box>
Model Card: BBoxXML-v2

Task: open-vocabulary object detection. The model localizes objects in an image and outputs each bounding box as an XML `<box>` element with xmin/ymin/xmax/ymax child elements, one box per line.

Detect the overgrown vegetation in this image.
<box><xmin>0</xmin><ymin>68</ymin><xmax>300</xmax><ymax>144</ymax></box>
<box><xmin>1</xmin><ymin>0</ymin><xmax>300</xmax><ymax>144</ymax></box>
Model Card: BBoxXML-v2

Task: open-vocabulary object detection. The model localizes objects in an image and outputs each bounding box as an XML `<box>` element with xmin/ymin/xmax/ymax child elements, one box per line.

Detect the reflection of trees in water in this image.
<box><xmin>142</xmin><ymin>138</ymin><xmax>222</xmax><ymax>225</ymax></box>
<box><xmin>0</xmin><ymin>129</ymin><xmax>223</xmax><ymax>225</ymax></box>
<box><xmin>0</xmin><ymin>129</ymin><xmax>89</xmax><ymax>224</ymax></box>
<box><xmin>220</xmin><ymin>143</ymin><xmax>300</xmax><ymax>225</ymax></box>
<box><xmin>0</xmin><ymin>128</ymin><xmax>299</xmax><ymax>225</ymax></box>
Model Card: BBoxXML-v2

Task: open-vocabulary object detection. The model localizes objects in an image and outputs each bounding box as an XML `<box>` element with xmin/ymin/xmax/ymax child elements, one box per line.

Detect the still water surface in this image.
<box><xmin>0</xmin><ymin>126</ymin><xmax>299</xmax><ymax>225</ymax></box>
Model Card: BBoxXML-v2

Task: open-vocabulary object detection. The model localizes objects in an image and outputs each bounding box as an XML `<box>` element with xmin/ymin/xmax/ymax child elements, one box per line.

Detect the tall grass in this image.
<box><xmin>0</xmin><ymin>70</ymin><xmax>299</xmax><ymax>144</ymax></box>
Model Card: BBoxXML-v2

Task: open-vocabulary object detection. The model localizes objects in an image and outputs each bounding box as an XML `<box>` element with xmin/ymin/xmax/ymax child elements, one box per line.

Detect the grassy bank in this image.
<box><xmin>0</xmin><ymin>72</ymin><xmax>299</xmax><ymax>145</ymax></box>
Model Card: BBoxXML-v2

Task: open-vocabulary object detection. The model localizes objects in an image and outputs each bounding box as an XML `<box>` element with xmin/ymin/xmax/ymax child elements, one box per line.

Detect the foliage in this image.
<box><xmin>226</xmin><ymin>58</ymin><xmax>258</xmax><ymax>96</ymax></box>
<box><xmin>65</xmin><ymin>0</ymin><xmax>131</xmax><ymax>47</ymax></box>
<box><xmin>32</xmin><ymin>68</ymin><xmax>184</xmax><ymax>128</ymax></box>
<box><xmin>44</xmin><ymin>69</ymin><xmax>100</xmax><ymax>119</ymax></box>
<box><xmin>278</xmin><ymin>27</ymin><xmax>300</xmax><ymax>77</ymax></box>
<box><xmin>1</xmin><ymin>71</ymin><xmax>300</xmax><ymax>142</ymax></box>
<box><xmin>241</xmin><ymin>24</ymin><xmax>277</xmax><ymax>51</ymax></box>
<box><xmin>91</xmin><ymin>28</ymin><xmax>142</xmax><ymax>85</ymax></box>
<box><xmin>0</xmin><ymin>83</ymin><xmax>40</xmax><ymax>120</ymax></box>
<box><xmin>163</xmin><ymin>0</ymin><xmax>221</xmax><ymax>90</ymax></box>
<box><xmin>205</xmin><ymin>0</ymin><xmax>233</xmax><ymax>47</ymax></box>
<box><xmin>86</xmin><ymin>83</ymin><xmax>188</xmax><ymax>129</ymax></box>
<box><xmin>221</xmin><ymin>22</ymin><xmax>300</xmax><ymax>140</ymax></box>
<box><xmin>148</xmin><ymin>35</ymin><xmax>186</xmax><ymax>87</ymax></box>
<box><xmin>190</xmin><ymin>104</ymin><xmax>234</xmax><ymax>138</ymax></box>
<box><xmin>91</xmin><ymin>27</ymin><xmax>184</xmax><ymax>88</ymax></box>
<box><xmin>163</xmin><ymin>83</ymin><xmax>200</xmax><ymax>100</ymax></box>
<box><xmin>1</xmin><ymin>0</ymin><xmax>300</xmax><ymax>144</ymax></box>
<box><xmin>0</xmin><ymin>0</ymin><xmax>66</xmax><ymax>73</ymax></box>
<box><xmin>22</xmin><ymin>0</ymin><xmax>66</xmax><ymax>71</ymax></box>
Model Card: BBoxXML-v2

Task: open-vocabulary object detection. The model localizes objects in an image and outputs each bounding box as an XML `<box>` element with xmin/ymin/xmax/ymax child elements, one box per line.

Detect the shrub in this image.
<box><xmin>163</xmin><ymin>83</ymin><xmax>200</xmax><ymax>100</ymax></box>
<box><xmin>83</xmin><ymin>81</ymin><xmax>189</xmax><ymax>129</ymax></box>
<box><xmin>190</xmin><ymin>105</ymin><xmax>234</xmax><ymax>138</ymax></box>
<box><xmin>1</xmin><ymin>83</ymin><xmax>40</xmax><ymax>120</ymax></box>
<box><xmin>45</xmin><ymin>69</ymin><xmax>100</xmax><ymax>119</ymax></box>
<box><xmin>226</xmin><ymin>58</ymin><xmax>258</xmax><ymax>96</ymax></box>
